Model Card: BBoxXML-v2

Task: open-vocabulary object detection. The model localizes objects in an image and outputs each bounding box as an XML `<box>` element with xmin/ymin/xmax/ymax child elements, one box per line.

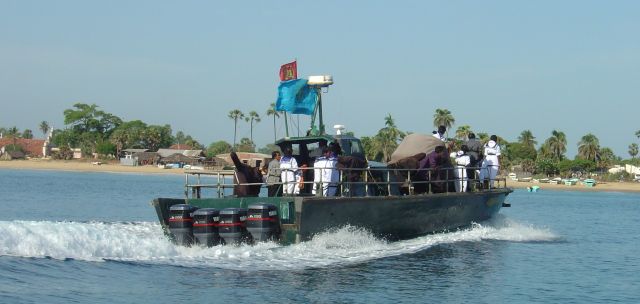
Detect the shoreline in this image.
<box><xmin>2</xmin><ymin>159</ymin><xmax>640</xmax><ymax>193</ymax></box>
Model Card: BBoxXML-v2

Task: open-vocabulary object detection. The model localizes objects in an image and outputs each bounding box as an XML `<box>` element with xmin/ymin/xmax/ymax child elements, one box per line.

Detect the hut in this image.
<box><xmin>0</xmin><ymin>150</ymin><xmax>26</xmax><ymax>160</ymax></box>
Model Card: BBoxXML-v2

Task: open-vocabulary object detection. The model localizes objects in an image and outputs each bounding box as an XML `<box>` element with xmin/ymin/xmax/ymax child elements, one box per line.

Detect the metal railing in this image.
<box><xmin>183</xmin><ymin>166</ymin><xmax>507</xmax><ymax>199</ymax></box>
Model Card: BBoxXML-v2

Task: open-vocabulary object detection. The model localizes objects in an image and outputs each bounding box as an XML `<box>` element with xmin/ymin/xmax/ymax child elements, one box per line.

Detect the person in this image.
<box><xmin>309</xmin><ymin>140</ymin><xmax>328</xmax><ymax>159</ymax></box>
<box><xmin>279</xmin><ymin>147</ymin><xmax>300</xmax><ymax>195</ymax></box>
<box><xmin>418</xmin><ymin>145</ymin><xmax>447</xmax><ymax>193</ymax></box>
<box><xmin>465</xmin><ymin>133</ymin><xmax>483</xmax><ymax>190</ymax></box>
<box><xmin>479</xmin><ymin>135</ymin><xmax>501</xmax><ymax>188</ymax></box>
<box><xmin>432</xmin><ymin>125</ymin><xmax>446</xmax><ymax>141</ymax></box>
<box><xmin>313</xmin><ymin>147</ymin><xmax>339</xmax><ymax>196</ymax></box>
<box><xmin>454</xmin><ymin>145</ymin><xmax>471</xmax><ymax>192</ymax></box>
<box><xmin>265</xmin><ymin>151</ymin><xmax>282</xmax><ymax>197</ymax></box>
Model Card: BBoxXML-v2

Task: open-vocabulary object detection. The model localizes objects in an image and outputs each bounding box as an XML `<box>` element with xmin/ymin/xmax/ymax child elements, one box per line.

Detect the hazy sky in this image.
<box><xmin>1</xmin><ymin>1</ymin><xmax>639</xmax><ymax>158</ymax></box>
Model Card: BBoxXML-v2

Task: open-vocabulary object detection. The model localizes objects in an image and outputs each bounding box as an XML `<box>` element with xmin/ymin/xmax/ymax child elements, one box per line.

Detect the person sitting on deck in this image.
<box><xmin>313</xmin><ymin>147</ymin><xmax>339</xmax><ymax>197</ymax></box>
<box><xmin>280</xmin><ymin>147</ymin><xmax>300</xmax><ymax>195</ymax></box>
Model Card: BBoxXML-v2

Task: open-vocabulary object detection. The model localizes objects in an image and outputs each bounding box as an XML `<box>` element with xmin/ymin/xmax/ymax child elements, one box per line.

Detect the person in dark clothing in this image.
<box><xmin>418</xmin><ymin>145</ymin><xmax>448</xmax><ymax>193</ymax></box>
<box><xmin>465</xmin><ymin>133</ymin><xmax>483</xmax><ymax>190</ymax></box>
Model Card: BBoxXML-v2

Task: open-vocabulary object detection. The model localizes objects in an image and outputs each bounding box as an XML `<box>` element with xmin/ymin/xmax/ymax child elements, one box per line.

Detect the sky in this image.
<box><xmin>1</xmin><ymin>0</ymin><xmax>639</xmax><ymax>158</ymax></box>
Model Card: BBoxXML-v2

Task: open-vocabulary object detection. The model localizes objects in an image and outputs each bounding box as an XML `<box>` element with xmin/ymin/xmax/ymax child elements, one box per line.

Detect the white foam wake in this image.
<box><xmin>0</xmin><ymin>217</ymin><xmax>559</xmax><ymax>270</ymax></box>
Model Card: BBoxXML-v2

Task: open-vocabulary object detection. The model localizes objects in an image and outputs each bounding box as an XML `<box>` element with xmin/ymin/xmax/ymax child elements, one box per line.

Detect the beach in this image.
<box><xmin>0</xmin><ymin>159</ymin><xmax>184</xmax><ymax>175</ymax></box>
<box><xmin>1</xmin><ymin>159</ymin><xmax>639</xmax><ymax>192</ymax></box>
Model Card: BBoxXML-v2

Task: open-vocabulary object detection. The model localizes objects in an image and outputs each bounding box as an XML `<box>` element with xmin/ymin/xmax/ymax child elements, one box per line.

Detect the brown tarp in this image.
<box><xmin>388</xmin><ymin>133</ymin><xmax>444</xmax><ymax>165</ymax></box>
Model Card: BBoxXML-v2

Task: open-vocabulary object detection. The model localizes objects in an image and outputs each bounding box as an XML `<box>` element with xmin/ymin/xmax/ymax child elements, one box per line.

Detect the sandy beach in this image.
<box><xmin>0</xmin><ymin>159</ymin><xmax>185</xmax><ymax>175</ymax></box>
<box><xmin>1</xmin><ymin>159</ymin><xmax>639</xmax><ymax>192</ymax></box>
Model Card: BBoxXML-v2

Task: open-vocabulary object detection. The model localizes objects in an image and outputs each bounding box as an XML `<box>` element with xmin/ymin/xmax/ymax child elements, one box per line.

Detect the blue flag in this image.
<box><xmin>276</xmin><ymin>79</ymin><xmax>317</xmax><ymax>115</ymax></box>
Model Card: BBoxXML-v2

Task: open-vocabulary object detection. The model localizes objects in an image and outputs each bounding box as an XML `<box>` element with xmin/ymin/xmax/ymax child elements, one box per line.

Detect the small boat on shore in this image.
<box><xmin>151</xmin><ymin>72</ymin><xmax>512</xmax><ymax>246</ymax></box>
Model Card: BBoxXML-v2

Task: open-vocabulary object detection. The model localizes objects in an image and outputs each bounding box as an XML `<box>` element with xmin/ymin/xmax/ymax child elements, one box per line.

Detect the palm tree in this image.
<box><xmin>545</xmin><ymin>130</ymin><xmax>567</xmax><ymax>161</ymax></box>
<box><xmin>245</xmin><ymin>111</ymin><xmax>261</xmax><ymax>146</ymax></box>
<box><xmin>228</xmin><ymin>109</ymin><xmax>245</xmax><ymax>148</ymax></box>
<box><xmin>455</xmin><ymin>125</ymin><xmax>472</xmax><ymax>140</ymax></box>
<box><xmin>266</xmin><ymin>103</ymin><xmax>280</xmax><ymax>142</ymax></box>
<box><xmin>518</xmin><ymin>130</ymin><xmax>537</xmax><ymax>149</ymax></box>
<box><xmin>433</xmin><ymin>108</ymin><xmax>455</xmax><ymax>138</ymax></box>
<box><xmin>372</xmin><ymin>114</ymin><xmax>404</xmax><ymax>162</ymax></box>
<box><xmin>629</xmin><ymin>143</ymin><xmax>639</xmax><ymax>159</ymax></box>
<box><xmin>636</xmin><ymin>130</ymin><xmax>640</xmax><ymax>139</ymax></box>
<box><xmin>22</xmin><ymin>129</ymin><xmax>33</xmax><ymax>139</ymax></box>
<box><xmin>39</xmin><ymin>121</ymin><xmax>50</xmax><ymax>137</ymax></box>
<box><xmin>577</xmin><ymin>133</ymin><xmax>600</xmax><ymax>161</ymax></box>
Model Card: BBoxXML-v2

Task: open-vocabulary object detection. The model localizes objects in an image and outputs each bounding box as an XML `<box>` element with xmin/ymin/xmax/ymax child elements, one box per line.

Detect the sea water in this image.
<box><xmin>0</xmin><ymin>169</ymin><xmax>638</xmax><ymax>303</ymax></box>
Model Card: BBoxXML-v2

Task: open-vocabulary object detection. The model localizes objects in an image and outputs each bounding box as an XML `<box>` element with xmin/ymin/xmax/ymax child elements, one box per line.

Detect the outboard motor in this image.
<box><xmin>168</xmin><ymin>204</ymin><xmax>198</xmax><ymax>246</ymax></box>
<box><xmin>193</xmin><ymin>208</ymin><xmax>220</xmax><ymax>247</ymax></box>
<box><xmin>218</xmin><ymin>208</ymin><xmax>249</xmax><ymax>245</ymax></box>
<box><xmin>246</xmin><ymin>203</ymin><xmax>280</xmax><ymax>242</ymax></box>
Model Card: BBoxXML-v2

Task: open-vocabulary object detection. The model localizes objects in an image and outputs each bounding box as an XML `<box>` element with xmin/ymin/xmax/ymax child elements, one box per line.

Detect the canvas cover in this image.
<box><xmin>276</xmin><ymin>79</ymin><xmax>317</xmax><ymax>115</ymax></box>
<box><xmin>388</xmin><ymin>133</ymin><xmax>444</xmax><ymax>165</ymax></box>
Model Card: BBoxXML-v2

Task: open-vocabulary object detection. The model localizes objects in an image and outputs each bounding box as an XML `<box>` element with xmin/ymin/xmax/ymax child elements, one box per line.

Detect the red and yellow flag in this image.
<box><xmin>279</xmin><ymin>61</ymin><xmax>297</xmax><ymax>81</ymax></box>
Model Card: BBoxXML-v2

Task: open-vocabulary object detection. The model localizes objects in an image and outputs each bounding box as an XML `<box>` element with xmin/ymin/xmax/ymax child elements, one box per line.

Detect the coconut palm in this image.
<box><xmin>518</xmin><ymin>130</ymin><xmax>537</xmax><ymax>149</ymax></box>
<box><xmin>371</xmin><ymin>114</ymin><xmax>404</xmax><ymax>162</ymax></box>
<box><xmin>630</xmin><ymin>143</ymin><xmax>639</xmax><ymax>159</ymax></box>
<box><xmin>577</xmin><ymin>133</ymin><xmax>600</xmax><ymax>161</ymax></box>
<box><xmin>433</xmin><ymin>108</ymin><xmax>455</xmax><ymax>138</ymax></box>
<box><xmin>39</xmin><ymin>121</ymin><xmax>50</xmax><ymax>137</ymax></box>
<box><xmin>245</xmin><ymin>111</ymin><xmax>261</xmax><ymax>146</ymax></box>
<box><xmin>228</xmin><ymin>109</ymin><xmax>245</xmax><ymax>148</ymax></box>
<box><xmin>22</xmin><ymin>129</ymin><xmax>33</xmax><ymax>139</ymax></box>
<box><xmin>544</xmin><ymin>130</ymin><xmax>567</xmax><ymax>161</ymax></box>
<box><xmin>266</xmin><ymin>103</ymin><xmax>280</xmax><ymax>142</ymax></box>
<box><xmin>636</xmin><ymin>130</ymin><xmax>640</xmax><ymax>139</ymax></box>
<box><xmin>455</xmin><ymin>125</ymin><xmax>472</xmax><ymax>140</ymax></box>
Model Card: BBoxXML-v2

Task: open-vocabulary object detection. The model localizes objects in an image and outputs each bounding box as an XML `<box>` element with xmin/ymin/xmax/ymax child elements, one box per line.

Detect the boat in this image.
<box><xmin>151</xmin><ymin>72</ymin><xmax>513</xmax><ymax>246</ymax></box>
<box><xmin>583</xmin><ymin>179</ymin><xmax>597</xmax><ymax>187</ymax></box>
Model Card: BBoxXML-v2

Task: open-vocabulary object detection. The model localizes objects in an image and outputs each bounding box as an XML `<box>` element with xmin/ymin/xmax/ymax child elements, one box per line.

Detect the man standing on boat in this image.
<box><xmin>313</xmin><ymin>147</ymin><xmax>339</xmax><ymax>197</ymax></box>
<box><xmin>465</xmin><ymin>133</ymin><xmax>483</xmax><ymax>190</ymax></box>
<box><xmin>433</xmin><ymin>125</ymin><xmax>447</xmax><ymax>141</ymax></box>
<box><xmin>479</xmin><ymin>135</ymin><xmax>501</xmax><ymax>189</ymax></box>
<box><xmin>266</xmin><ymin>151</ymin><xmax>282</xmax><ymax>197</ymax></box>
<box><xmin>280</xmin><ymin>147</ymin><xmax>300</xmax><ymax>195</ymax></box>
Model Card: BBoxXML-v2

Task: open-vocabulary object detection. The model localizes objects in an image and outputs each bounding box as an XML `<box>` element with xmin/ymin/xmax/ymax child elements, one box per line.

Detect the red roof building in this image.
<box><xmin>169</xmin><ymin>144</ymin><xmax>194</xmax><ymax>150</ymax></box>
<box><xmin>0</xmin><ymin>138</ymin><xmax>46</xmax><ymax>157</ymax></box>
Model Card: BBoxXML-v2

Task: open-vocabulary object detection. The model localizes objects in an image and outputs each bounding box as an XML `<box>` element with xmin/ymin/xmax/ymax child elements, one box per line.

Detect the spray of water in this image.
<box><xmin>0</xmin><ymin>216</ymin><xmax>559</xmax><ymax>270</ymax></box>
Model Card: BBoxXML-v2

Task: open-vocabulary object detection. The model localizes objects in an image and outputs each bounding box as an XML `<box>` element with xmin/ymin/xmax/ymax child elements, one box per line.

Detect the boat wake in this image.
<box><xmin>0</xmin><ymin>216</ymin><xmax>559</xmax><ymax>270</ymax></box>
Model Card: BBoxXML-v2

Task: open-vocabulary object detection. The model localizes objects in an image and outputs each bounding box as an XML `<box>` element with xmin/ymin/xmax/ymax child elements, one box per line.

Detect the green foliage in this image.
<box><xmin>52</xmin><ymin>146</ymin><xmax>73</xmax><ymax>160</ymax></box>
<box><xmin>535</xmin><ymin>158</ymin><xmax>558</xmax><ymax>176</ymax></box>
<box><xmin>4</xmin><ymin>144</ymin><xmax>24</xmax><ymax>153</ymax></box>
<box><xmin>236</xmin><ymin>137</ymin><xmax>255</xmax><ymax>152</ymax></box>
<box><xmin>39</xmin><ymin>121</ymin><xmax>50</xmax><ymax>136</ymax></box>
<box><xmin>207</xmin><ymin>140</ymin><xmax>232</xmax><ymax>157</ymax></box>
<box><xmin>95</xmin><ymin>140</ymin><xmax>116</xmax><ymax>156</ymax></box>
<box><xmin>22</xmin><ymin>129</ymin><xmax>33</xmax><ymax>139</ymax></box>
<box><xmin>257</xmin><ymin>144</ymin><xmax>280</xmax><ymax>155</ymax></box>
<box><xmin>433</xmin><ymin>108</ymin><xmax>455</xmax><ymax>137</ymax></box>
<box><xmin>557</xmin><ymin>159</ymin><xmax>596</xmax><ymax>176</ymax></box>
<box><xmin>505</xmin><ymin>142</ymin><xmax>537</xmax><ymax>162</ymax></box>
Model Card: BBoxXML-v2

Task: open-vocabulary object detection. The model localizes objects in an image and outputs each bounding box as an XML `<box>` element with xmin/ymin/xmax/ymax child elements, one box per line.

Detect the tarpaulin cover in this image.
<box><xmin>389</xmin><ymin>133</ymin><xmax>444</xmax><ymax>165</ymax></box>
<box><xmin>276</xmin><ymin>79</ymin><xmax>317</xmax><ymax>115</ymax></box>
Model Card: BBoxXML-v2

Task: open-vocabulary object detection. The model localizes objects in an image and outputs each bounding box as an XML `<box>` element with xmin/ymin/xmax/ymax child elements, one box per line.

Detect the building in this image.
<box><xmin>0</xmin><ymin>138</ymin><xmax>46</xmax><ymax>158</ymax></box>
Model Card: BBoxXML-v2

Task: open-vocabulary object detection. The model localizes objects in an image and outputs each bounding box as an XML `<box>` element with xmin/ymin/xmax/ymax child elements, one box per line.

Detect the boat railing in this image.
<box><xmin>183</xmin><ymin>165</ymin><xmax>507</xmax><ymax>199</ymax></box>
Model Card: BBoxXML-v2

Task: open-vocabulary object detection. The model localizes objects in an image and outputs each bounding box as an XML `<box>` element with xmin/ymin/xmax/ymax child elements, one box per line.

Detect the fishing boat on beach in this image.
<box><xmin>151</xmin><ymin>70</ymin><xmax>512</xmax><ymax>246</ymax></box>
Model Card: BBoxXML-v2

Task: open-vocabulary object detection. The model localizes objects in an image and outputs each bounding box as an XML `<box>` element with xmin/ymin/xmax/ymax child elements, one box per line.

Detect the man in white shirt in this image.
<box><xmin>313</xmin><ymin>147</ymin><xmax>339</xmax><ymax>197</ymax></box>
<box><xmin>432</xmin><ymin>125</ymin><xmax>446</xmax><ymax>142</ymax></box>
<box><xmin>479</xmin><ymin>135</ymin><xmax>501</xmax><ymax>188</ymax></box>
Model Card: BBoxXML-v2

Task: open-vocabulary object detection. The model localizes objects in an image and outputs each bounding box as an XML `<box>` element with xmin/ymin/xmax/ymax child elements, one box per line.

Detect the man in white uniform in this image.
<box><xmin>313</xmin><ymin>147</ymin><xmax>339</xmax><ymax>197</ymax></box>
<box><xmin>279</xmin><ymin>147</ymin><xmax>300</xmax><ymax>195</ymax></box>
<box><xmin>479</xmin><ymin>135</ymin><xmax>501</xmax><ymax>188</ymax></box>
<box><xmin>454</xmin><ymin>146</ymin><xmax>471</xmax><ymax>192</ymax></box>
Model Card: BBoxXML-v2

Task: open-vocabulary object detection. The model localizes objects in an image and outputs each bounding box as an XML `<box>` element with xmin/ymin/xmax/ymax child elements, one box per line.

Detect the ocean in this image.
<box><xmin>0</xmin><ymin>169</ymin><xmax>638</xmax><ymax>303</ymax></box>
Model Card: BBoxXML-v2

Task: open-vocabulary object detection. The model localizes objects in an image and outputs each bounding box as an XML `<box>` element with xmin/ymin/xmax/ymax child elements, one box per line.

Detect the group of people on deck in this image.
<box><xmin>264</xmin><ymin>141</ymin><xmax>342</xmax><ymax>197</ymax></box>
<box><xmin>424</xmin><ymin>126</ymin><xmax>501</xmax><ymax>193</ymax></box>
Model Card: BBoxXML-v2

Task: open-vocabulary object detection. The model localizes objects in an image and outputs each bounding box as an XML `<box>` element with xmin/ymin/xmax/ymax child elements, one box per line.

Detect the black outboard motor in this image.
<box><xmin>246</xmin><ymin>203</ymin><xmax>280</xmax><ymax>242</ymax></box>
<box><xmin>168</xmin><ymin>204</ymin><xmax>198</xmax><ymax>246</ymax></box>
<box><xmin>218</xmin><ymin>208</ymin><xmax>250</xmax><ymax>245</ymax></box>
<box><xmin>193</xmin><ymin>208</ymin><xmax>220</xmax><ymax>247</ymax></box>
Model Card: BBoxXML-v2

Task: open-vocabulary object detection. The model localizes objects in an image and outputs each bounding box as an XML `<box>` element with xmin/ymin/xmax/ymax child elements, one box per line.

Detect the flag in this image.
<box><xmin>276</xmin><ymin>79</ymin><xmax>317</xmax><ymax>115</ymax></box>
<box><xmin>279</xmin><ymin>61</ymin><xmax>297</xmax><ymax>81</ymax></box>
